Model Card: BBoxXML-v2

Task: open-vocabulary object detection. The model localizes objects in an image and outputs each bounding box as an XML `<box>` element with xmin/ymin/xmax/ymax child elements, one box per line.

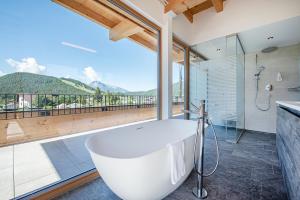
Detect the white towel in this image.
<box><xmin>167</xmin><ymin>140</ymin><xmax>186</xmax><ymax>185</ymax></box>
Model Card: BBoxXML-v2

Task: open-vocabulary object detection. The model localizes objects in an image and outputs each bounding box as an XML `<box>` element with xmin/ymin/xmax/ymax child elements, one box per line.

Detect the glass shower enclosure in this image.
<box><xmin>190</xmin><ymin>35</ymin><xmax>245</xmax><ymax>143</ymax></box>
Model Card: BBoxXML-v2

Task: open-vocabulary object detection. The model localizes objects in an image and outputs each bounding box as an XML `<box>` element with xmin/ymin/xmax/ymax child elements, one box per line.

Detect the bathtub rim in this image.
<box><xmin>85</xmin><ymin>119</ymin><xmax>197</xmax><ymax>160</ymax></box>
<box><xmin>85</xmin><ymin>133</ymin><xmax>195</xmax><ymax>160</ymax></box>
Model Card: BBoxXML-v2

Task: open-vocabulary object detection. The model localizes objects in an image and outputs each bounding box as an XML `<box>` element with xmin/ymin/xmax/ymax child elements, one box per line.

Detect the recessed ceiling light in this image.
<box><xmin>267</xmin><ymin>36</ymin><xmax>274</xmax><ymax>40</ymax></box>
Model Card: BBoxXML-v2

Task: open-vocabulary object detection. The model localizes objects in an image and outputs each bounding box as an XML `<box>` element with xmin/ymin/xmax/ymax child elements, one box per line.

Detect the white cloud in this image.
<box><xmin>0</xmin><ymin>70</ymin><xmax>5</xmax><ymax>76</ymax></box>
<box><xmin>61</xmin><ymin>42</ymin><xmax>97</xmax><ymax>53</ymax></box>
<box><xmin>6</xmin><ymin>57</ymin><xmax>46</xmax><ymax>74</ymax></box>
<box><xmin>83</xmin><ymin>66</ymin><xmax>100</xmax><ymax>82</ymax></box>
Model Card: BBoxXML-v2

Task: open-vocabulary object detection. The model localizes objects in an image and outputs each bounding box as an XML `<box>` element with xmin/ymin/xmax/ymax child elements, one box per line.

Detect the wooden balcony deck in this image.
<box><xmin>0</xmin><ymin>105</ymin><xmax>183</xmax><ymax>199</ymax></box>
<box><xmin>0</xmin><ymin>105</ymin><xmax>183</xmax><ymax>147</ymax></box>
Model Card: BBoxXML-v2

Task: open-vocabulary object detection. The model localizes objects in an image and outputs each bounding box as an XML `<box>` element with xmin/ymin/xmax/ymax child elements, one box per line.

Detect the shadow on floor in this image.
<box><xmin>40</xmin><ymin>134</ymin><xmax>95</xmax><ymax>182</ymax></box>
<box><xmin>55</xmin><ymin>131</ymin><xmax>287</xmax><ymax>200</ymax></box>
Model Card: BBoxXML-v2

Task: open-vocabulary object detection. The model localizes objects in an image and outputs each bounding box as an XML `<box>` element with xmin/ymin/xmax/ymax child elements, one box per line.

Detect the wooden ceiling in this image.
<box><xmin>53</xmin><ymin>0</ymin><xmax>185</xmax><ymax>63</ymax></box>
<box><xmin>164</xmin><ymin>0</ymin><xmax>224</xmax><ymax>23</ymax></box>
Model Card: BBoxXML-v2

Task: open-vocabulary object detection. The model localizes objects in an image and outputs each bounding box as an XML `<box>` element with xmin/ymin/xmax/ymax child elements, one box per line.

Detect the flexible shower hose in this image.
<box><xmin>193</xmin><ymin>117</ymin><xmax>220</xmax><ymax>177</ymax></box>
<box><xmin>255</xmin><ymin>79</ymin><xmax>271</xmax><ymax>111</ymax></box>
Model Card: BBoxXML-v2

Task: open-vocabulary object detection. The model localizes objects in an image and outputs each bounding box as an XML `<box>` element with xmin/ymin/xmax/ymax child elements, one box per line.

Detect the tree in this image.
<box><xmin>95</xmin><ymin>87</ymin><xmax>102</xmax><ymax>100</ymax></box>
<box><xmin>95</xmin><ymin>87</ymin><xmax>103</xmax><ymax>106</ymax></box>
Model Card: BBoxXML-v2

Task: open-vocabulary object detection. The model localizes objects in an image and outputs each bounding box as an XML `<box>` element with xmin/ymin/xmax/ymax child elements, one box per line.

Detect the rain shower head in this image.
<box><xmin>261</xmin><ymin>46</ymin><xmax>278</xmax><ymax>53</ymax></box>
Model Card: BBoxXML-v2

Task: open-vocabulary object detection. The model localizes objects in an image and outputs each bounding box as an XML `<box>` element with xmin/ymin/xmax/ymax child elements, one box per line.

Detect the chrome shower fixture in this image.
<box><xmin>254</xmin><ymin>66</ymin><xmax>266</xmax><ymax>79</ymax></box>
<box><xmin>254</xmin><ymin>62</ymin><xmax>272</xmax><ymax>111</ymax></box>
<box><xmin>184</xmin><ymin>100</ymin><xmax>220</xmax><ymax>199</ymax></box>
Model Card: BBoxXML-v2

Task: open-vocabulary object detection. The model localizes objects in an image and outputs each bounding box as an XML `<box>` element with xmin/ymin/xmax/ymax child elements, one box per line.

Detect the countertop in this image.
<box><xmin>276</xmin><ymin>101</ymin><xmax>300</xmax><ymax>112</ymax></box>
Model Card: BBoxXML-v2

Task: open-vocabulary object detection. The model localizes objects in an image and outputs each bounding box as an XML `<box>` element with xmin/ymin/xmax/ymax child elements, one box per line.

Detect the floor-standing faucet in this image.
<box><xmin>184</xmin><ymin>100</ymin><xmax>220</xmax><ymax>199</ymax></box>
<box><xmin>193</xmin><ymin>100</ymin><xmax>208</xmax><ymax>199</ymax></box>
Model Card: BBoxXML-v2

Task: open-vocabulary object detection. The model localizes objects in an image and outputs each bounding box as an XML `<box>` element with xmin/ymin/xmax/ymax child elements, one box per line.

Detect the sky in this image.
<box><xmin>0</xmin><ymin>0</ymin><xmax>181</xmax><ymax>92</ymax></box>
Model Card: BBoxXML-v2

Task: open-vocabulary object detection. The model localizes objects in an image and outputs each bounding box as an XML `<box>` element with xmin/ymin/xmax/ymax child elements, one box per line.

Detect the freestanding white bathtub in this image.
<box><xmin>85</xmin><ymin>119</ymin><xmax>197</xmax><ymax>200</ymax></box>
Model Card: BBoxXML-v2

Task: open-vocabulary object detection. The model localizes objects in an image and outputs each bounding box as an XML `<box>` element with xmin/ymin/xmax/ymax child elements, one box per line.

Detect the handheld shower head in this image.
<box><xmin>254</xmin><ymin>66</ymin><xmax>265</xmax><ymax>78</ymax></box>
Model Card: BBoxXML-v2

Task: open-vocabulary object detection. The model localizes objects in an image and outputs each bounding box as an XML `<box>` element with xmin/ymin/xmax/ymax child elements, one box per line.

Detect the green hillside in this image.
<box><xmin>0</xmin><ymin>72</ymin><xmax>184</xmax><ymax>96</ymax></box>
<box><xmin>127</xmin><ymin>89</ymin><xmax>156</xmax><ymax>96</ymax></box>
<box><xmin>126</xmin><ymin>81</ymin><xmax>184</xmax><ymax>96</ymax></box>
<box><xmin>0</xmin><ymin>72</ymin><xmax>92</xmax><ymax>94</ymax></box>
<box><xmin>61</xmin><ymin>77</ymin><xmax>95</xmax><ymax>93</ymax></box>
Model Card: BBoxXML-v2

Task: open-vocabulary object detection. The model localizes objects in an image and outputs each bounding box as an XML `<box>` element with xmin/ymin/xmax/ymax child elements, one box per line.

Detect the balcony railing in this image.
<box><xmin>0</xmin><ymin>94</ymin><xmax>184</xmax><ymax>120</ymax></box>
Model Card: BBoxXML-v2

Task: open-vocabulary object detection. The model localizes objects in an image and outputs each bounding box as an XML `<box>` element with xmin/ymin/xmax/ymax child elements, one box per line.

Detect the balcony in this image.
<box><xmin>0</xmin><ymin>93</ymin><xmax>184</xmax><ymax>146</ymax></box>
<box><xmin>0</xmin><ymin>93</ymin><xmax>184</xmax><ymax>199</ymax></box>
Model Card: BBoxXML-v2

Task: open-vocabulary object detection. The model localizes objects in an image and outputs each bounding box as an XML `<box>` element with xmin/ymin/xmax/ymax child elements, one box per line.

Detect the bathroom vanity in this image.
<box><xmin>276</xmin><ymin>101</ymin><xmax>300</xmax><ymax>200</ymax></box>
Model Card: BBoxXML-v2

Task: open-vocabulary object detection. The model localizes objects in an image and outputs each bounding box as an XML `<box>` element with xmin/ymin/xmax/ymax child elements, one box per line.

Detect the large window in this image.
<box><xmin>172</xmin><ymin>43</ymin><xmax>185</xmax><ymax>118</ymax></box>
<box><xmin>0</xmin><ymin>0</ymin><xmax>160</xmax><ymax>198</ymax></box>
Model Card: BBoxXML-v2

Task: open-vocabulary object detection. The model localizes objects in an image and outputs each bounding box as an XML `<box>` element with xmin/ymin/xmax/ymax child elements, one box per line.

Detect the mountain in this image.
<box><xmin>0</xmin><ymin>72</ymin><xmax>92</xmax><ymax>94</ymax></box>
<box><xmin>126</xmin><ymin>89</ymin><xmax>156</xmax><ymax>96</ymax></box>
<box><xmin>0</xmin><ymin>72</ymin><xmax>183</xmax><ymax>96</ymax></box>
<box><xmin>126</xmin><ymin>81</ymin><xmax>184</xmax><ymax>96</ymax></box>
<box><xmin>89</xmin><ymin>81</ymin><xmax>128</xmax><ymax>94</ymax></box>
<box><xmin>61</xmin><ymin>77</ymin><xmax>95</xmax><ymax>93</ymax></box>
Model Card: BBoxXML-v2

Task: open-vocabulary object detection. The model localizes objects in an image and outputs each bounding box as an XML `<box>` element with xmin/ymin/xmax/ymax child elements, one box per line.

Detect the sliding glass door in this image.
<box><xmin>0</xmin><ymin>0</ymin><xmax>161</xmax><ymax>198</ymax></box>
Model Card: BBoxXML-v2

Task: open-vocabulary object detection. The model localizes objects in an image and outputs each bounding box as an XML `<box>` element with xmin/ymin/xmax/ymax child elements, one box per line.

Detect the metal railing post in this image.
<box><xmin>0</xmin><ymin>93</ymin><xmax>159</xmax><ymax>120</ymax></box>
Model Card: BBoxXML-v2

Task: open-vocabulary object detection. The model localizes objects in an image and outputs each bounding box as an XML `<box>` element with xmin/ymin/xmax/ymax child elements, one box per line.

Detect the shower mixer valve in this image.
<box><xmin>265</xmin><ymin>84</ymin><xmax>272</xmax><ymax>91</ymax></box>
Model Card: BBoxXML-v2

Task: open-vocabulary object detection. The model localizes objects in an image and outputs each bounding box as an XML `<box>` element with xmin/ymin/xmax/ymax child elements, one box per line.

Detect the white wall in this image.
<box><xmin>245</xmin><ymin>44</ymin><xmax>300</xmax><ymax>133</ymax></box>
<box><xmin>121</xmin><ymin>0</ymin><xmax>300</xmax><ymax>124</ymax></box>
<box><xmin>121</xmin><ymin>0</ymin><xmax>165</xmax><ymax>26</ymax></box>
<box><xmin>173</xmin><ymin>0</ymin><xmax>300</xmax><ymax>45</ymax></box>
<box><xmin>121</xmin><ymin>0</ymin><xmax>194</xmax><ymax>45</ymax></box>
<box><xmin>122</xmin><ymin>0</ymin><xmax>176</xmax><ymax>119</ymax></box>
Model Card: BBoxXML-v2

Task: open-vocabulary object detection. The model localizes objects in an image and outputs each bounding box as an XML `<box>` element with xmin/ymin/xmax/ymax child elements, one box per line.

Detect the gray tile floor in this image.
<box><xmin>55</xmin><ymin>130</ymin><xmax>287</xmax><ymax>200</ymax></box>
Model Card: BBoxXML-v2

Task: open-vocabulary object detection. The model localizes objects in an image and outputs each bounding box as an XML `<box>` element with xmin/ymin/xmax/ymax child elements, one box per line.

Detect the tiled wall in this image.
<box><xmin>245</xmin><ymin>44</ymin><xmax>300</xmax><ymax>133</ymax></box>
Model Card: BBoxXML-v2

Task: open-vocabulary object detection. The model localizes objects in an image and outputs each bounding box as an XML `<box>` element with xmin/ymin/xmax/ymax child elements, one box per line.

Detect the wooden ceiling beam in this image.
<box><xmin>186</xmin><ymin>0</ymin><xmax>213</xmax><ymax>15</ymax></box>
<box><xmin>164</xmin><ymin>0</ymin><xmax>186</xmax><ymax>13</ymax></box>
<box><xmin>173</xmin><ymin>50</ymin><xmax>184</xmax><ymax>63</ymax></box>
<box><xmin>128</xmin><ymin>34</ymin><xmax>157</xmax><ymax>51</ymax></box>
<box><xmin>54</xmin><ymin>0</ymin><xmax>156</xmax><ymax>52</ymax></box>
<box><xmin>180</xmin><ymin>0</ymin><xmax>225</xmax><ymax>23</ymax></box>
<box><xmin>183</xmin><ymin>9</ymin><xmax>193</xmax><ymax>23</ymax></box>
<box><xmin>55</xmin><ymin>0</ymin><xmax>186</xmax><ymax>63</ymax></box>
<box><xmin>53</xmin><ymin>0</ymin><xmax>116</xmax><ymax>28</ymax></box>
<box><xmin>211</xmin><ymin>0</ymin><xmax>223</xmax><ymax>12</ymax></box>
<box><xmin>110</xmin><ymin>19</ymin><xmax>143</xmax><ymax>41</ymax></box>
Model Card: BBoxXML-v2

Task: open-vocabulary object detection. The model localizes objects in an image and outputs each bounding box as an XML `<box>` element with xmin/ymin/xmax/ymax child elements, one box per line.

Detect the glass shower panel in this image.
<box><xmin>236</xmin><ymin>37</ymin><xmax>245</xmax><ymax>140</ymax></box>
<box><xmin>190</xmin><ymin>35</ymin><xmax>245</xmax><ymax>143</ymax></box>
<box><xmin>190</xmin><ymin>57</ymin><xmax>207</xmax><ymax>120</ymax></box>
<box><xmin>207</xmin><ymin>58</ymin><xmax>238</xmax><ymax>142</ymax></box>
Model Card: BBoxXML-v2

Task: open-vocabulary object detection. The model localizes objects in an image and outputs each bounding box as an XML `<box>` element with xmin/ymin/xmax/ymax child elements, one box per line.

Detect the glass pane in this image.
<box><xmin>236</xmin><ymin>36</ymin><xmax>245</xmax><ymax>140</ymax></box>
<box><xmin>190</xmin><ymin>35</ymin><xmax>245</xmax><ymax>143</ymax></box>
<box><xmin>172</xmin><ymin>44</ymin><xmax>185</xmax><ymax>118</ymax></box>
<box><xmin>172</xmin><ymin>62</ymin><xmax>185</xmax><ymax>118</ymax></box>
<box><xmin>189</xmin><ymin>54</ymin><xmax>207</xmax><ymax>119</ymax></box>
<box><xmin>0</xmin><ymin>0</ymin><xmax>159</xmax><ymax>198</ymax></box>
